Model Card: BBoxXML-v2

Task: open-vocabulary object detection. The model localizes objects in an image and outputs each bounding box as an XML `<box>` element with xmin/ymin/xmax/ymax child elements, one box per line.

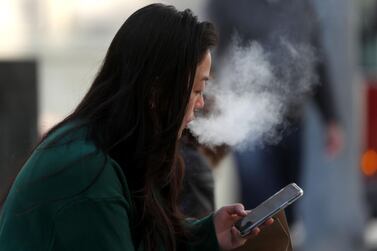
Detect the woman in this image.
<box><xmin>0</xmin><ymin>4</ymin><xmax>271</xmax><ymax>251</ymax></box>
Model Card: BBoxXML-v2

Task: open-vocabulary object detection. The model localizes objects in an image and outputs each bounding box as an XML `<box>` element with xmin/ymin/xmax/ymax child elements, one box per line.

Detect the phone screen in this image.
<box><xmin>235</xmin><ymin>183</ymin><xmax>303</xmax><ymax>236</ymax></box>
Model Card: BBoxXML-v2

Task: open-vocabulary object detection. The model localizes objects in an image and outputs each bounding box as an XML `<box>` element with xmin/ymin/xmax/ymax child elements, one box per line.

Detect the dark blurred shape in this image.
<box><xmin>0</xmin><ymin>60</ymin><xmax>38</xmax><ymax>209</ymax></box>
<box><xmin>363</xmin><ymin>82</ymin><xmax>377</xmax><ymax>216</ymax></box>
<box><xmin>360</xmin><ymin>0</ymin><xmax>377</xmax><ymax>72</ymax></box>
<box><xmin>179</xmin><ymin>130</ymin><xmax>215</xmax><ymax>218</ymax></box>
<box><xmin>360</xmin><ymin>0</ymin><xmax>377</xmax><ymax>219</ymax></box>
<box><xmin>366</xmin><ymin>84</ymin><xmax>377</xmax><ymax>152</ymax></box>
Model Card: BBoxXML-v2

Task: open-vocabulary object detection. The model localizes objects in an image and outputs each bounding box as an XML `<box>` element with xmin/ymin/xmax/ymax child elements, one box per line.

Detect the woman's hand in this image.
<box><xmin>213</xmin><ymin>204</ymin><xmax>273</xmax><ymax>251</ymax></box>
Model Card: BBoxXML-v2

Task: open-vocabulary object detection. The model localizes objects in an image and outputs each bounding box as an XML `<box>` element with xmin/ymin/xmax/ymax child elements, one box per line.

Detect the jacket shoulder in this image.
<box><xmin>6</xmin><ymin>123</ymin><xmax>128</xmax><ymax>212</ymax></box>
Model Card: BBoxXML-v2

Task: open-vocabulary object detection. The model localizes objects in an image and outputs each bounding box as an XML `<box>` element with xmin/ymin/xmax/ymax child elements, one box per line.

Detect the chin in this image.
<box><xmin>177</xmin><ymin>127</ymin><xmax>184</xmax><ymax>139</ymax></box>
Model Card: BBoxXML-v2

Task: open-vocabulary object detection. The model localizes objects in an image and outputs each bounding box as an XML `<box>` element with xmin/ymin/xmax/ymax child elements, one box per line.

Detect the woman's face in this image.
<box><xmin>179</xmin><ymin>51</ymin><xmax>212</xmax><ymax>137</ymax></box>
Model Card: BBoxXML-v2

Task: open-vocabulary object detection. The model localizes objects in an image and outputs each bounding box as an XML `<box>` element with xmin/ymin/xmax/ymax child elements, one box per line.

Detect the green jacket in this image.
<box><xmin>0</xmin><ymin>123</ymin><xmax>220</xmax><ymax>251</ymax></box>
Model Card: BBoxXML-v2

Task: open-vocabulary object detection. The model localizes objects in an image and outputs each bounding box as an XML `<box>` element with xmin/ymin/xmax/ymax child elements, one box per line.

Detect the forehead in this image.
<box><xmin>195</xmin><ymin>52</ymin><xmax>211</xmax><ymax>80</ymax></box>
<box><xmin>198</xmin><ymin>51</ymin><xmax>211</xmax><ymax>71</ymax></box>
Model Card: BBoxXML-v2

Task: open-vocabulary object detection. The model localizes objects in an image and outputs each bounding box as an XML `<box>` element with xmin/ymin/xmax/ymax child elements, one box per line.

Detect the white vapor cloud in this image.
<box><xmin>189</xmin><ymin>37</ymin><xmax>317</xmax><ymax>150</ymax></box>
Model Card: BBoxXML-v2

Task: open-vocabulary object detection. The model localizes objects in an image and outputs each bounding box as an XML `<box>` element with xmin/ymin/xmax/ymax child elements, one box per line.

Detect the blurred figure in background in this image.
<box><xmin>302</xmin><ymin>1</ymin><xmax>367</xmax><ymax>250</ymax></box>
<box><xmin>207</xmin><ymin>0</ymin><xmax>343</xmax><ymax>225</ymax></box>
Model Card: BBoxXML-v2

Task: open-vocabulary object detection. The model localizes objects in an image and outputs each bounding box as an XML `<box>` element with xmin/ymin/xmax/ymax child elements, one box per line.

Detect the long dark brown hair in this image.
<box><xmin>39</xmin><ymin>4</ymin><xmax>216</xmax><ymax>251</ymax></box>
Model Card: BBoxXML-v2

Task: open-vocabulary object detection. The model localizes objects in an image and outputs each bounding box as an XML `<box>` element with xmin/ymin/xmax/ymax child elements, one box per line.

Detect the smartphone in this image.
<box><xmin>234</xmin><ymin>183</ymin><xmax>303</xmax><ymax>237</ymax></box>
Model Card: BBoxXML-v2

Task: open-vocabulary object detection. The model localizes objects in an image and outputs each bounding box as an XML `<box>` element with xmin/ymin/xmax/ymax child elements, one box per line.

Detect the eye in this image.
<box><xmin>194</xmin><ymin>90</ymin><xmax>203</xmax><ymax>96</ymax></box>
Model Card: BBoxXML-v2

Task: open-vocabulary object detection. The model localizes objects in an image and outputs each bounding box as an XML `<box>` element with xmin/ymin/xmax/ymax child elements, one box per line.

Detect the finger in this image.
<box><xmin>260</xmin><ymin>218</ymin><xmax>274</xmax><ymax>228</ymax></box>
<box><xmin>214</xmin><ymin>207</ymin><xmax>246</xmax><ymax>228</ymax></box>
<box><xmin>258</xmin><ymin>218</ymin><xmax>274</xmax><ymax>230</ymax></box>
<box><xmin>230</xmin><ymin>215</ymin><xmax>246</xmax><ymax>225</ymax></box>
<box><xmin>229</xmin><ymin>214</ymin><xmax>244</xmax><ymax>221</ymax></box>
<box><xmin>224</xmin><ymin>204</ymin><xmax>247</xmax><ymax>216</ymax></box>
<box><xmin>237</xmin><ymin>226</ymin><xmax>261</xmax><ymax>240</ymax></box>
<box><xmin>231</xmin><ymin>226</ymin><xmax>248</xmax><ymax>247</ymax></box>
<box><xmin>244</xmin><ymin>227</ymin><xmax>261</xmax><ymax>239</ymax></box>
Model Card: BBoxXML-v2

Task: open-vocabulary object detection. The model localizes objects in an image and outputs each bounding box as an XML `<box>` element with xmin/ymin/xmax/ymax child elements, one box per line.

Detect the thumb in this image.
<box><xmin>223</xmin><ymin>204</ymin><xmax>247</xmax><ymax>216</ymax></box>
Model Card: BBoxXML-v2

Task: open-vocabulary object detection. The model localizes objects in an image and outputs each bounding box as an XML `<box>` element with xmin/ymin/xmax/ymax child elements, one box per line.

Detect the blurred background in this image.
<box><xmin>0</xmin><ymin>0</ymin><xmax>376</xmax><ymax>250</ymax></box>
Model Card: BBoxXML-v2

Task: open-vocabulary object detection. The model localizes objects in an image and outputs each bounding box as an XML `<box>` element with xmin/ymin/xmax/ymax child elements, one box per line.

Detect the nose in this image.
<box><xmin>196</xmin><ymin>95</ymin><xmax>205</xmax><ymax>109</ymax></box>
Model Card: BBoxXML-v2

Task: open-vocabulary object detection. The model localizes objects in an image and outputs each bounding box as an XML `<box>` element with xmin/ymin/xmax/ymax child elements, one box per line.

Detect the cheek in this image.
<box><xmin>186</xmin><ymin>97</ymin><xmax>196</xmax><ymax>115</ymax></box>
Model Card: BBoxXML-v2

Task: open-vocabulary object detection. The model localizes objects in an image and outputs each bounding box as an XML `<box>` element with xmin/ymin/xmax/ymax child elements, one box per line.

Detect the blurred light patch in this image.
<box><xmin>0</xmin><ymin>1</ymin><xmax>27</xmax><ymax>57</ymax></box>
<box><xmin>362</xmin><ymin>149</ymin><xmax>377</xmax><ymax>176</ymax></box>
<box><xmin>39</xmin><ymin>112</ymin><xmax>62</xmax><ymax>135</ymax></box>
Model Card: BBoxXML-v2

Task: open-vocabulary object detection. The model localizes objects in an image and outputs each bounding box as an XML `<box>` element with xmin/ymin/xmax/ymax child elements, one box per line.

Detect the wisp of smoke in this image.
<box><xmin>188</xmin><ymin>37</ymin><xmax>318</xmax><ymax>150</ymax></box>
